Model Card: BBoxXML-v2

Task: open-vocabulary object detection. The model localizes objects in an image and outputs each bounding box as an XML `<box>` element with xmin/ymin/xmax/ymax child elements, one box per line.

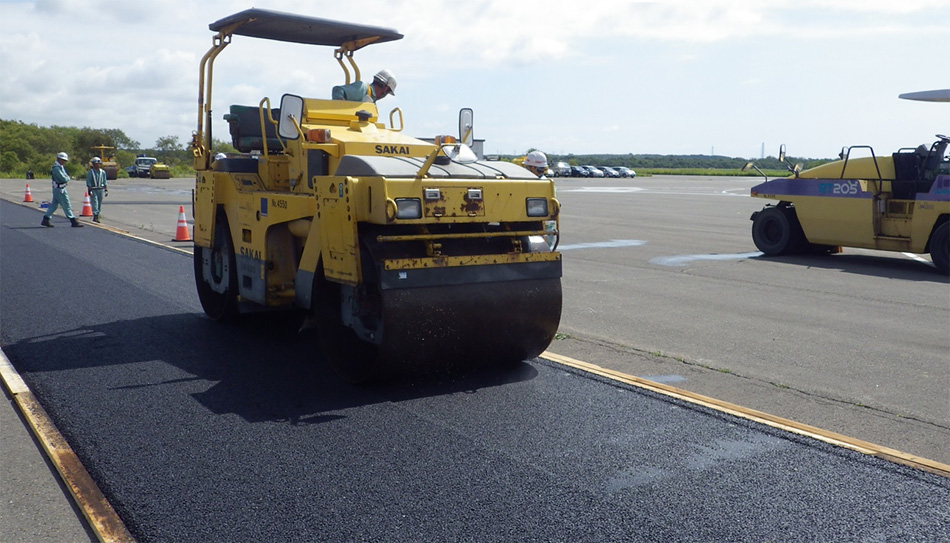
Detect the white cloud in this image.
<box><xmin>1</xmin><ymin>0</ymin><xmax>947</xmax><ymax>157</ymax></box>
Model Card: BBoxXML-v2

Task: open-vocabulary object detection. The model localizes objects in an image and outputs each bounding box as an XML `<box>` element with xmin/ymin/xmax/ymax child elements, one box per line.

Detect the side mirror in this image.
<box><xmin>278</xmin><ymin>94</ymin><xmax>304</xmax><ymax>140</ymax></box>
<box><xmin>778</xmin><ymin>144</ymin><xmax>787</xmax><ymax>163</ymax></box>
<box><xmin>742</xmin><ymin>161</ymin><xmax>767</xmax><ymax>182</ymax></box>
<box><xmin>459</xmin><ymin>108</ymin><xmax>474</xmax><ymax>147</ymax></box>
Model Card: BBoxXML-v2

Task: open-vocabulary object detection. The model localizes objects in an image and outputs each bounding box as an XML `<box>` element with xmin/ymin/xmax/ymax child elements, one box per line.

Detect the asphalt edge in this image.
<box><xmin>542</xmin><ymin>350</ymin><xmax>950</xmax><ymax>478</ymax></box>
<box><xmin>3</xmin><ymin>197</ymin><xmax>193</xmax><ymax>256</ymax></box>
<box><xmin>0</xmin><ymin>348</ymin><xmax>136</xmax><ymax>543</ymax></box>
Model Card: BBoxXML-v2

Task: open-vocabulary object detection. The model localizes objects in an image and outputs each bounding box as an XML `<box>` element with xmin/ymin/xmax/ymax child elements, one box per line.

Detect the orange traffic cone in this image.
<box><xmin>173</xmin><ymin>205</ymin><xmax>192</xmax><ymax>241</ymax></box>
<box><xmin>80</xmin><ymin>191</ymin><xmax>93</xmax><ymax>217</ymax></box>
<box><xmin>23</xmin><ymin>184</ymin><xmax>34</xmax><ymax>202</ymax></box>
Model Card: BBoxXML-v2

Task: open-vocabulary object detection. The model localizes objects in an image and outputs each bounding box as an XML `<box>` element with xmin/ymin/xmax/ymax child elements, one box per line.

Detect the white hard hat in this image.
<box><xmin>57</xmin><ymin>152</ymin><xmax>69</xmax><ymax>161</ymax></box>
<box><xmin>374</xmin><ymin>69</ymin><xmax>397</xmax><ymax>95</ymax></box>
<box><xmin>91</xmin><ymin>156</ymin><xmax>102</xmax><ymax>163</ymax></box>
<box><xmin>524</xmin><ymin>150</ymin><xmax>548</xmax><ymax>168</ymax></box>
<box><xmin>215</xmin><ymin>153</ymin><xmax>227</xmax><ymax>161</ymax></box>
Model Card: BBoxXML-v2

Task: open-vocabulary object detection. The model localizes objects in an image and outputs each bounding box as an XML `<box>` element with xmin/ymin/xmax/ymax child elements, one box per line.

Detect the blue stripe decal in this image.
<box><xmin>751</xmin><ymin>178</ymin><xmax>872</xmax><ymax>199</ymax></box>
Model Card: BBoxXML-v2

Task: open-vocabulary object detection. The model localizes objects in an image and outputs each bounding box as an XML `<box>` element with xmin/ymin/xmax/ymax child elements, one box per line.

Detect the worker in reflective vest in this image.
<box><xmin>85</xmin><ymin>156</ymin><xmax>109</xmax><ymax>223</ymax></box>
<box><xmin>42</xmin><ymin>152</ymin><xmax>84</xmax><ymax>228</ymax></box>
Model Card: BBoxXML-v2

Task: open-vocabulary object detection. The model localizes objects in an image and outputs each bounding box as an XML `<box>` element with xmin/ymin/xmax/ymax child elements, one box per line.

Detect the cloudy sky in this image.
<box><xmin>1</xmin><ymin>0</ymin><xmax>947</xmax><ymax>159</ymax></box>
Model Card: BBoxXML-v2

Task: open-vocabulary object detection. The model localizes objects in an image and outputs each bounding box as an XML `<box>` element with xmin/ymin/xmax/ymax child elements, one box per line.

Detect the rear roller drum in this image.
<box><xmin>194</xmin><ymin>212</ymin><xmax>239</xmax><ymax>321</ymax></box>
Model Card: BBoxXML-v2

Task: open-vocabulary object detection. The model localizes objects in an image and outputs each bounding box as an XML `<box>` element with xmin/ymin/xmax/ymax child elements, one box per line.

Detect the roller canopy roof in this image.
<box><xmin>208</xmin><ymin>8</ymin><xmax>403</xmax><ymax>48</ymax></box>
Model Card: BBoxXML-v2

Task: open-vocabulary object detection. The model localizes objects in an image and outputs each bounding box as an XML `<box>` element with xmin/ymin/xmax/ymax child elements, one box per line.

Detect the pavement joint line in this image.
<box><xmin>6</xmin><ymin>196</ymin><xmax>193</xmax><ymax>256</ymax></box>
<box><xmin>0</xmin><ymin>348</ymin><xmax>136</xmax><ymax>543</ymax></box>
<box><xmin>541</xmin><ymin>350</ymin><xmax>950</xmax><ymax>478</ymax></box>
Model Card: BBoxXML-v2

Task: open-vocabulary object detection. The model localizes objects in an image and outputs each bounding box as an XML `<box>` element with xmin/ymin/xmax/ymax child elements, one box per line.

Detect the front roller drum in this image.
<box><xmin>318</xmin><ymin>277</ymin><xmax>562</xmax><ymax>382</ymax></box>
<box><xmin>380</xmin><ymin>277</ymin><xmax>562</xmax><ymax>372</ymax></box>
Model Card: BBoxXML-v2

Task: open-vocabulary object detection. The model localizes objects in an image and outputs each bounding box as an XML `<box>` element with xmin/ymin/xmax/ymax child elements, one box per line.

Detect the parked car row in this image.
<box><xmin>553</xmin><ymin>162</ymin><xmax>636</xmax><ymax>178</ymax></box>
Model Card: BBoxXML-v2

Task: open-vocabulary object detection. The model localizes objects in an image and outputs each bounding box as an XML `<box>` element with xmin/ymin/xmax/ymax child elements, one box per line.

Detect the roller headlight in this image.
<box><xmin>525</xmin><ymin>197</ymin><xmax>548</xmax><ymax>217</ymax></box>
<box><xmin>395</xmin><ymin>198</ymin><xmax>422</xmax><ymax>219</ymax></box>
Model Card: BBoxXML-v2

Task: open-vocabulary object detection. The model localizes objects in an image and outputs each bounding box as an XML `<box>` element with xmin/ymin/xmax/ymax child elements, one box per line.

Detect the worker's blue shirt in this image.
<box><xmin>331</xmin><ymin>81</ymin><xmax>375</xmax><ymax>102</ymax></box>
<box><xmin>50</xmin><ymin>162</ymin><xmax>70</xmax><ymax>186</ymax></box>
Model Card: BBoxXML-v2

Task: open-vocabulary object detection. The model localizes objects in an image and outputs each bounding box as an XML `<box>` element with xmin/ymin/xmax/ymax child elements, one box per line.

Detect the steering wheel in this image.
<box><xmin>937</xmin><ymin>134</ymin><xmax>949</xmax><ymax>143</ymax></box>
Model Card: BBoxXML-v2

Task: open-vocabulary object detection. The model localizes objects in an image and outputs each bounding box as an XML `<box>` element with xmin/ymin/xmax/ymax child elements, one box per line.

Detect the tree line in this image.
<box><xmin>0</xmin><ymin>119</ymin><xmax>234</xmax><ymax>178</ymax></box>
<box><xmin>1</xmin><ymin>117</ymin><xmax>829</xmax><ymax>179</ymax></box>
<box><xmin>535</xmin><ymin>152</ymin><xmax>831</xmax><ymax>172</ymax></box>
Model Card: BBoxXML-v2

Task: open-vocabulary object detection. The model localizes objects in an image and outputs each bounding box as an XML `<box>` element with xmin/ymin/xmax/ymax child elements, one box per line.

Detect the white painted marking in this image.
<box><xmin>558</xmin><ymin>187</ymin><xmax>746</xmax><ymax>197</ymax></box>
<box><xmin>641</xmin><ymin>374</ymin><xmax>687</xmax><ymax>384</ymax></box>
<box><xmin>650</xmin><ymin>252</ymin><xmax>763</xmax><ymax>267</ymax></box>
<box><xmin>720</xmin><ymin>188</ymin><xmax>748</xmax><ymax>195</ymax></box>
<box><xmin>558</xmin><ymin>187</ymin><xmax>647</xmax><ymax>193</ymax></box>
<box><xmin>902</xmin><ymin>252</ymin><xmax>933</xmax><ymax>266</ymax></box>
<box><xmin>558</xmin><ymin>239</ymin><xmax>647</xmax><ymax>251</ymax></box>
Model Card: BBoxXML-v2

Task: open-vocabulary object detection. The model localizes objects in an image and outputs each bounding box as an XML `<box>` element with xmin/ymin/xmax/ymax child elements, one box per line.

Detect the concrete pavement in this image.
<box><xmin>1</xmin><ymin>373</ymin><xmax>97</xmax><ymax>543</ymax></box>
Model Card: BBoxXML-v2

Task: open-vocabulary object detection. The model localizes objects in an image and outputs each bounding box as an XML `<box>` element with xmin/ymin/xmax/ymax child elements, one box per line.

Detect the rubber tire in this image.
<box><xmin>752</xmin><ymin>206</ymin><xmax>805</xmax><ymax>256</ymax></box>
<box><xmin>194</xmin><ymin>212</ymin><xmax>239</xmax><ymax>321</ymax></box>
<box><xmin>930</xmin><ymin>221</ymin><xmax>949</xmax><ymax>275</ymax></box>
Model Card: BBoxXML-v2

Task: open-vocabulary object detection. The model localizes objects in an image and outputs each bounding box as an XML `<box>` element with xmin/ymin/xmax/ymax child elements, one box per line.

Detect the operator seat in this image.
<box><xmin>891</xmin><ymin>150</ymin><xmax>920</xmax><ymax>199</ymax></box>
<box><xmin>224</xmin><ymin>105</ymin><xmax>282</xmax><ymax>153</ymax></box>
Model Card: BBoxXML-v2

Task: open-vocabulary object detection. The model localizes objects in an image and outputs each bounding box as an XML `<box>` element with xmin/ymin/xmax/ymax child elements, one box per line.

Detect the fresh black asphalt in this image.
<box><xmin>2</xmin><ymin>200</ymin><xmax>948</xmax><ymax>542</ymax></box>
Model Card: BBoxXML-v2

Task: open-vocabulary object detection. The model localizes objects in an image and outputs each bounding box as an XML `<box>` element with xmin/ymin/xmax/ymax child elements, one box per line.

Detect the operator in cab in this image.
<box><xmin>331</xmin><ymin>69</ymin><xmax>396</xmax><ymax>103</ymax></box>
<box><xmin>523</xmin><ymin>151</ymin><xmax>548</xmax><ymax>178</ymax></box>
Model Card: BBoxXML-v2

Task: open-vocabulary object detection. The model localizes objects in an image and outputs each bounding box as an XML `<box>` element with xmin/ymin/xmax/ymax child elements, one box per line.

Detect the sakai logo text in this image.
<box><xmin>240</xmin><ymin>247</ymin><xmax>262</xmax><ymax>260</ymax></box>
<box><xmin>375</xmin><ymin>145</ymin><xmax>410</xmax><ymax>155</ymax></box>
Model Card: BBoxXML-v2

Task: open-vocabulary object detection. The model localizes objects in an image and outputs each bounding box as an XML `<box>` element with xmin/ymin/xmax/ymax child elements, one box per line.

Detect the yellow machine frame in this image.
<box><xmin>189</xmin><ymin>9</ymin><xmax>562</xmax><ymax>380</ymax></box>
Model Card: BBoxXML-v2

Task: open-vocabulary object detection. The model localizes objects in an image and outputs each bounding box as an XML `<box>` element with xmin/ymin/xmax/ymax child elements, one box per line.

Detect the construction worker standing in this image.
<box><xmin>86</xmin><ymin>156</ymin><xmax>108</xmax><ymax>222</ymax></box>
<box><xmin>42</xmin><ymin>152</ymin><xmax>83</xmax><ymax>227</ymax></box>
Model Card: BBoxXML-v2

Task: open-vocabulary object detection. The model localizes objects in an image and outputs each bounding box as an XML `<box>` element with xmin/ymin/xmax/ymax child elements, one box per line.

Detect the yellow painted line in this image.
<box><xmin>0</xmin><ymin>349</ymin><xmax>136</xmax><ymax>543</ymax></box>
<box><xmin>87</xmin><ymin>222</ymin><xmax>194</xmax><ymax>256</ymax></box>
<box><xmin>542</xmin><ymin>351</ymin><xmax>950</xmax><ymax>478</ymax></box>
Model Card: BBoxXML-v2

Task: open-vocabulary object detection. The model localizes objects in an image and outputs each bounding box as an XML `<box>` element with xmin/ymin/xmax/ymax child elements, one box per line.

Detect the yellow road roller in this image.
<box><xmin>190</xmin><ymin>9</ymin><xmax>562</xmax><ymax>381</ymax></box>
<box><xmin>747</xmin><ymin>134</ymin><xmax>949</xmax><ymax>274</ymax></box>
<box><xmin>90</xmin><ymin>145</ymin><xmax>119</xmax><ymax>180</ymax></box>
